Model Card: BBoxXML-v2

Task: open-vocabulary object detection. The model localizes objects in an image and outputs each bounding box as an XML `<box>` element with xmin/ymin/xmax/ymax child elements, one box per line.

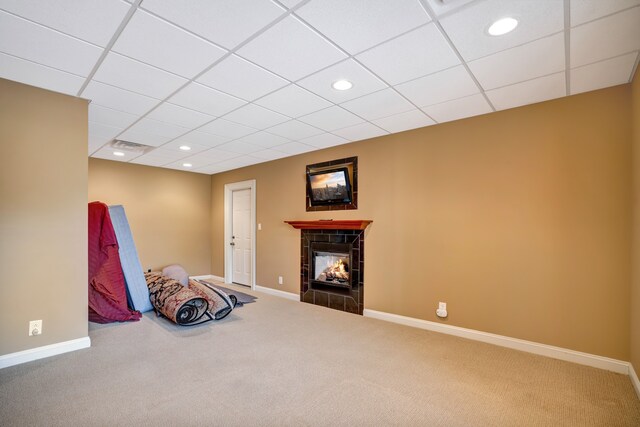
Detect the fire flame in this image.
<box><xmin>323</xmin><ymin>258</ymin><xmax>348</xmax><ymax>281</ymax></box>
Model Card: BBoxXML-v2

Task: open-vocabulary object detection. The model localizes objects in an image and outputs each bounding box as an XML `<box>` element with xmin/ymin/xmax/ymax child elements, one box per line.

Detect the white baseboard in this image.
<box><xmin>0</xmin><ymin>336</ymin><xmax>91</xmax><ymax>369</ymax></box>
<box><xmin>255</xmin><ymin>285</ymin><xmax>299</xmax><ymax>301</ymax></box>
<box><xmin>190</xmin><ymin>274</ymin><xmax>226</xmax><ymax>282</ymax></box>
<box><xmin>630</xmin><ymin>363</ymin><xmax>640</xmax><ymax>400</ymax></box>
<box><xmin>363</xmin><ymin>309</ymin><xmax>630</xmax><ymax>375</ymax></box>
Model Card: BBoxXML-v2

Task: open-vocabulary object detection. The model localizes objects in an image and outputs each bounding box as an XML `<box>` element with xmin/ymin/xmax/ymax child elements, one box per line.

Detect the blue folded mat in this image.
<box><xmin>108</xmin><ymin>205</ymin><xmax>153</xmax><ymax>313</ymax></box>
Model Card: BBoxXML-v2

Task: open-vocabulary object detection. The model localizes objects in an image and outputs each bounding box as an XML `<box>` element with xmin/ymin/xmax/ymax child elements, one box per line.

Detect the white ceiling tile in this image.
<box><xmin>127</xmin><ymin>117</ymin><xmax>188</xmax><ymax>138</ymax></box>
<box><xmin>296</xmin><ymin>0</ymin><xmax>430</xmax><ymax>54</ymax></box>
<box><xmin>88</xmin><ymin>136</ymin><xmax>106</xmax><ymax>154</ymax></box>
<box><xmin>396</xmin><ymin>65</ymin><xmax>479</xmax><ymax>107</ymax></box>
<box><xmin>89</xmin><ymin>104</ymin><xmax>138</xmax><ymax>129</ymax></box>
<box><xmin>299</xmin><ymin>133</ymin><xmax>350</xmax><ymax>149</ymax></box>
<box><xmin>371</xmin><ymin>109</ymin><xmax>436</xmax><ymax>133</ymax></box>
<box><xmin>146</xmin><ymin>103</ymin><xmax>215</xmax><ymax>128</ymax></box>
<box><xmin>237</xmin><ymin>16</ymin><xmax>346</xmax><ymax>81</ymax></box>
<box><xmin>297</xmin><ymin>59</ymin><xmax>387</xmax><ymax>103</ymax></box>
<box><xmin>171</xmin><ymin>130</ymin><xmax>230</xmax><ymax>148</ymax></box>
<box><xmin>82</xmin><ymin>81</ymin><xmax>159</xmax><ymax>115</ymax></box>
<box><xmin>278</xmin><ymin>0</ymin><xmax>305</xmax><ymax>8</ymax></box>
<box><xmin>91</xmin><ymin>147</ymin><xmax>140</xmax><ymax>162</ymax></box>
<box><xmin>215</xmin><ymin>140</ymin><xmax>262</xmax><ymax>154</ymax></box>
<box><xmin>194</xmin><ymin>164</ymin><xmax>227</xmax><ymax>174</ymax></box>
<box><xmin>273</xmin><ymin>141</ymin><xmax>316</xmax><ymax>155</ymax></box>
<box><xmin>223</xmin><ymin>103</ymin><xmax>290</xmax><ymax>129</ymax></box>
<box><xmin>422</xmin><ymin>0</ymin><xmax>475</xmax><ymax>17</ymax></box>
<box><xmin>468</xmin><ymin>33</ymin><xmax>565</xmax><ymax>90</ymax></box>
<box><xmin>195</xmin><ymin>148</ymin><xmax>241</xmax><ymax>162</ymax></box>
<box><xmin>571</xmin><ymin>0</ymin><xmax>640</xmax><ymax>26</ymax></box>
<box><xmin>0</xmin><ymin>0</ymin><xmax>130</xmax><ymax>47</ymax></box>
<box><xmin>356</xmin><ymin>23</ymin><xmax>460</xmax><ymax>85</ymax></box>
<box><xmin>116</xmin><ymin>128</ymin><xmax>172</xmax><ymax>147</ymax></box>
<box><xmin>213</xmin><ymin>156</ymin><xmax>262</xmax><ymax>171</ymax></box>
<box><xmin>298</xmin><ymin>106</ymin><xmax>364</xmax><ymax>131</ymax></box>
<box><xmin>92</xmin><ymin>52</ymin><xmax>188</xmax><ymax>99</ymax></box>
<box><xmin>142</xmin><ymin>147</ymin><xmax>188</xmax><ymax>160</ymax></box>
<box><xmin>235</xmin><ymin>132</ymin><xmax>291</xmax><ymax>149</ymax></box>
<box><xmin>570</xmin><ymin>52</ymin><xmax>638</xmax><ymax>95</ymax></box>
<box><xmin>440</xmin><ymin>0</ymin><xmax>564</xmax><ymax>61</ymax></box>
<box><xmin>164</xmin><ymin>158</ymin><xmax>210</xmax><ymax>171</ymax></box>
<box><xmin>571</xmin><ymin>7</ymin><xmax>640</xmax><ymax>68</ymax></box>
<box><xmin>112</xmin><ymin>9</ymin><xmax>226</xmax><ymax>79</ymax></box>
<box><xmin>141</xmin><ymin>0</ymin><xmax>284</xmax><ymax>49</ymax></box>
<box><xmin>159</xmin><ymin>139</ymin><xmax>212</xmax><ymax>154</ymax></box>
<box><xmin>0</xmin><ymin>11</ymin><xmax>103</xmax><ymax>76</ymax></box>
<box><xmin>340</xmin><ymin>88</ymin><xmax>414</xmax><ymax>121</ymax></box>
<box><xmin>89</xmin><ymin>121</ymin><xmax>122</xmax><ymax>140</ymax></box>
<box><xmin>332</xmin><ymin>122</ymin><xmax>388</xmax><ymax>141</ymax></box>
<box><xmin>421</xmin><ymin>93</ymin><xmax>493</xmax><ymax>123</ymax></box>
<box><xmin>199</xmin><ymin>118</ymin><xmax>257</xmax><ymax>139</ymax></box>
<box><xmin>130</xmin><ymin>156</ymin><xmax>173</xmax><ymax>167</ymax></box>
<box><xmin>0</xmin><ymin>51</ymin><xmax>84</xmax><ymax>96</ymax></box>
<box><xmin>118</xmin><ymin>118</ymin><xmax>189</xmax><ymax>146</ymax></box>
<box><xmin>250</xmin><ymin>148</ymin><xmax>290</xmax><ymax>161</ymax></box>
<box><xmin>168</xmin><ymin>82</ymin><xmax>246</xmax><ymax>117</ymax></box>
<box><xmin>196</xmin><ymin>54</ymin><xmax>288</xmax><ymax>101</ymax></box>
<box><xmin>266</xmin><ymin>120</ymin><xmax>324</xmax><ymax>140</ymax></box>
<box><xmin>255</xmin><ymin>84</ymin><xmax>332</xmax><ymax>117</ymax></box>
<box><xmin>486</xmin><ymin>72</ymin><xmax>566</xmax><ymax>111</ymax></box>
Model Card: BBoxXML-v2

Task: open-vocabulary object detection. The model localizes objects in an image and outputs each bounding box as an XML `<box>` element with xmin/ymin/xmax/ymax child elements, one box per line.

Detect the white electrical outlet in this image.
<box><xmin>278</xmin><ymin>276</ymin><xmax>283</xmax><ymax>285</ymax></box>
<box><xmin>436</xmin><ymin>302</ymin><xmax>448</xmax><ymax>318</ymax></box>
<box><xmin>29</xmin><ymin>320</ymin><xmax>42</xmax><ymax>336</ymax></box>
<box><xmin>258</xmin><ymin>223</ymin><xmax>262</xmax><ymax>231</ymax></box>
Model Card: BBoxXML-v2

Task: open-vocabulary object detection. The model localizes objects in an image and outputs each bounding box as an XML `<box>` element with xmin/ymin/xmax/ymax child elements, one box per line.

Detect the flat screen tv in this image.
<box><xmin>307</xmin><ymin>167</ymin><xmax>352</xmax><ymax>206</ymax></box>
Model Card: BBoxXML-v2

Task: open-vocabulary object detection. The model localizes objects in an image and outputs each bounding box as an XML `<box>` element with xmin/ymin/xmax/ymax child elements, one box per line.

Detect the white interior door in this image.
<box><xmin>231</xmin><ymin>188</ymin><xmax>252</xmax><ymax>286</ymax></box>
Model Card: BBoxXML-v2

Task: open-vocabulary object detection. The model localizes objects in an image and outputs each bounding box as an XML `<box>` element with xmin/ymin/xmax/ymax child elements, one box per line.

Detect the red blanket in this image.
<box><xmin>88</xmin><ymin>202</ymin><xmax>141</xmax><ymax>323</ymax></box>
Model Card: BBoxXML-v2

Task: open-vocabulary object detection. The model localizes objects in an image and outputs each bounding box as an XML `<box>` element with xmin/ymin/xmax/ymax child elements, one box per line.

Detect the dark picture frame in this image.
<box><xmin>306</xmin><ymin>156</ymin><xmax>358</xmax><ymax>211</ymax></box>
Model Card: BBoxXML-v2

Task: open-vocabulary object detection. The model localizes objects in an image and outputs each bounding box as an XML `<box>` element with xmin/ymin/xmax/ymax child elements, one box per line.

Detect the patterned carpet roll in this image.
<box><xmin>145</xmin><ymin>272</ymin><xmax>210</xmax><ymax>326</ymax></box>
<box><xmin>189</xmin><ymin>280</ymin><xmax>236</xmax><ymax>320</ymax></box>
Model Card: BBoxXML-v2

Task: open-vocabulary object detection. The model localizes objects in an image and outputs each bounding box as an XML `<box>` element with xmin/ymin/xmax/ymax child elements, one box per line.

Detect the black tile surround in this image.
<box><xmin>300</xmin><ymin>229</ymin><xmax>364</xmax><ymax>315</ymax></box>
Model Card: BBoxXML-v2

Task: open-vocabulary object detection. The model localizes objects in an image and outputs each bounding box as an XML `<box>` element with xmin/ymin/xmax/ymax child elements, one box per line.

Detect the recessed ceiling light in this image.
<box><xmin>488</xmin><ymin>17</ymin><xmax>518</xmax><ymax>36</ymax></box>
<box><xmin>332</xmin><ymin>79</ymin><xmax>353</xmax><ymax>91</ymax></box>
<box><xmin>182</xmin><ymin>163</ymin><xmax>192</xmax><ymax>168</ymax></box>
<box><xmin>113</xmin><ymin>151</ymin><xmax>125</xmax><ymax>157</ymax></box>
<box><xmin>179</xmin><ymin>145</ymin><xmax>191</xmax><ymax>151</ymax></box>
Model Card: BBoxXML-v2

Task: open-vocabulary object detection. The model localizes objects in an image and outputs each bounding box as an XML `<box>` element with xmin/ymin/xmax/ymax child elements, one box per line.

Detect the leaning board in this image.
<box><xmin>108</xmin><ymin>205</ymin><xmax>153</xmax><ymax>313</ymax></box>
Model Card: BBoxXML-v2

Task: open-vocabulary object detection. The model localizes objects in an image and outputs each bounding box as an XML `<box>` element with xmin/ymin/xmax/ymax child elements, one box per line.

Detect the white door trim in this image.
<box><xmin>224</xmin><ymin>180</ymin><xmax>256</xmax><ymax>289</ymax></box>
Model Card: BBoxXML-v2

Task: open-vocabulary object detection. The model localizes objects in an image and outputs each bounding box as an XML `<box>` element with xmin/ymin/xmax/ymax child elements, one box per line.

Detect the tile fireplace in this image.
<box><xmin>285</xmin><ymin>220</ymin><xmax>372</xmax><ymax>315</ymax></box>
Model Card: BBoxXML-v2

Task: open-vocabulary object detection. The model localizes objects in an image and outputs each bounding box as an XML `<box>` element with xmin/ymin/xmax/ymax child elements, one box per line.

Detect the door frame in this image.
<box><xmin>224</xmin><ymin>179</ymin><xmax>256</xmax><ymax>289</ymax></box>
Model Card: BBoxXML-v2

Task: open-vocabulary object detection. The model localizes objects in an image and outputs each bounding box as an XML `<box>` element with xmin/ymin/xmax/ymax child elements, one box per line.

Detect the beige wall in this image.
<box><xmin>211</xmin><ymin>86</ymin><xmax>632</xmax><ymax>360</ymax></box>
<box><xmin>631</xmin><ymin>66</ymin><xmax>640</xmax><ymax>372</ymax></box>
<box><xmin>0</xmin><ymin>79</ymin><xmax>88</xmax><ymax>356</ymax></box>
<box><xmin>88</xmin><ymin>158</ymin><xmax>211</xmax><ymax>275</ymax></box>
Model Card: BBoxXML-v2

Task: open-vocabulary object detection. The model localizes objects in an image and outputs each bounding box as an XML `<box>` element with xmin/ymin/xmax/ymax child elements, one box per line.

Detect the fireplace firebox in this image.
<box><xmin>311</xmin><ymin>242</ymin><xmax>351</xmax><ymax>289</ymax></box>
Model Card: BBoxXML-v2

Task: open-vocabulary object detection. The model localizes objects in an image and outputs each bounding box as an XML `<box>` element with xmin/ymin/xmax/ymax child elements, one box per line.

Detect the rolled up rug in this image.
<box><xmin>145</xmin><ymin>272</ymin><xmax>211</xmax><ymax>326</ymax></box>
<box><xmin>189</xmin><ymin>280</ymin><xmax>236</xmax><ymax>320</ymax></box>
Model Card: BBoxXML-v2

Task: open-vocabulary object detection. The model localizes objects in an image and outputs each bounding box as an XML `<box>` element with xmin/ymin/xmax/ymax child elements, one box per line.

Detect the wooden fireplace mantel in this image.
<box><xmin>284</xmin><ymin>220</ymin><xmax>372</xmax><ymax>230</ymax></box>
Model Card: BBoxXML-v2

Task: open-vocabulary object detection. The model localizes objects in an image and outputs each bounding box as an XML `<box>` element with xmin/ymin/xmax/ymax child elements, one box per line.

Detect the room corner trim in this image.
<box><xmin>363</xmin><ymin>309</ymin><xmax>630</xmax><ymax>375</ymax></box>
<box><xmin>255</xmin><ymin>285</ymin><xmax>299</xmax><ymax>301</ymax></box>
<box><xmin>630</xmin><ymin>363</ymin><xmax>640</xmax><ymax>400</ymax></box>
<box><xmin>0</xmin><ymin>336</ymin><xmax>91</xmax><ymax>369</ymax></box>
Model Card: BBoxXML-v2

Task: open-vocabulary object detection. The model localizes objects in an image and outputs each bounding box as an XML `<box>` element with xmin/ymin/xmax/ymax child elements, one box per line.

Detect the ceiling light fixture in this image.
<box><xmin>113</xmin><ymin>151</ymin><xmax>125</xmax><ymax>157</ymax></box>
<box><xmin>183</xmin><ymin>163</ymin><xmax>192</xmax><ymax>168</ymax></box>
<box><xmin>488</xmin><ymin>17</ymin><xmax>518</xmax><ymax>36</ymax></box>
<box><xmin>332</xmin><ymin>79</ymin><xmax>353</xmax><ymax>91</ymax></box>
<box><xmin>179</xmin><ymin>145</ymin><xmax>191</xmax><ymax>151</ymax></box>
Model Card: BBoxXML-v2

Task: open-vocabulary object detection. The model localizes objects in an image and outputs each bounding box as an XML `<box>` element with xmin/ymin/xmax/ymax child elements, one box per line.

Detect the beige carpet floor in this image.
<box><xmin>1</xmin><ymin>283</ymin><xmax>639</xmax><ymax>426</ymax></box>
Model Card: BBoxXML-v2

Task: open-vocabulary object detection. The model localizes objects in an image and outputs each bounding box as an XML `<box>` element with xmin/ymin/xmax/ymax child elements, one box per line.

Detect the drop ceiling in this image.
<box><xmin>1</xmin><ymin>0</ymin><xmax>639</xmax><ymax>175</ymax></box>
